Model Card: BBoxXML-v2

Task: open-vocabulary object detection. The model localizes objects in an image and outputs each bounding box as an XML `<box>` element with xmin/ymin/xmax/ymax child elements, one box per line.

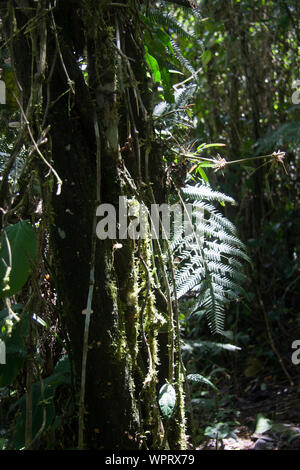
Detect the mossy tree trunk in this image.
<box><xmin>1</xmin><ymin>0</ymin><xmax>186</xmax><ymax>449</ymax></box>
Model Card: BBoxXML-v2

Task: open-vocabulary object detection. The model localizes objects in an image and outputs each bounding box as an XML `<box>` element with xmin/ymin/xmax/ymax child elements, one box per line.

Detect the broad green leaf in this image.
<box><xmin>201</xmin><ymin>50</ymin><xmax>212</xmax><ymax>66</ymax></box>
<box><xmin>255</xmin><ymin>413</ymin><xmax>272</xmax><ymax>434</ymax></box>
<box><xmin>197</xmin><ymin>162</ymin><xmax>214</xmax><ymax>167</ymax></box>
<box><xmin>0</xmin><ymin>221</ymin><xmax>37</xmax><ymax>298</ymax></box>
<box><xmin>145</xmin><ymin>51</ymin><xmax>161</xmax><ymax>83</ymax></box>
<box><xmin>158</xmin><ymin>383</ymin><xmax>176</xmax><ymax>419</ymax></box>
<box><xmin>204</xmin><ymin>423</ymin><xmax>237</xmax><ymax>440</ymax></box>
<box><xmin>187</xmin><ymin>373</ymin><xmax>218</xmax><ymax>392</ymax></box>
<box><xmin>197</xmin><ymin>166</ymin><xmax>209</xmax><ymax>183</ymax></box>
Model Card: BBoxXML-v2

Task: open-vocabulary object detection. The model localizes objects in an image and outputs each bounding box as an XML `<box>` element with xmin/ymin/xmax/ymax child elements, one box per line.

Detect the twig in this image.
<box><xmin>173</xmin><ymin>67</ymin><xmax>202</xmax><ymax>90</ymax></box>
<box><xmin>78</xmin><ymin>112</ymin><xmax>101</xmax><ymax>449</ymax></box>
<box><xmin>15</xmin><ymin>94</ymin><xmax>62</xmax><ymax>195</ymax></box>
<box><xmin>137</xmin><ymin>251</ymin><xmax>154</xmax><ymax>386</ymax></box>
<box><xmin>50</xmin><ymin>10</ymin><xmax>75</xmax><ymax>94</ymax></box>
<box><xmin>148</xmin><ymin>186</ymin><xmax>175</xmax><ymax>383</ymax></box>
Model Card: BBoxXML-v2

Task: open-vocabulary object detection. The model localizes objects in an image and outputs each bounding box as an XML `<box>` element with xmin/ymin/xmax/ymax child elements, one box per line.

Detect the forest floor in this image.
<box><xmin>1</xmin><ymin>383</ymin><xmax>300</xmax><ymax>450</ymax></box>
<box><xmin>1</xmin><ymin>348</ymin><xmax>300</xmax><ymax>450</ymax></box>
<box><xmin>197</xmin><ymin>379</ymin><xmax>300</xmax><ymax>450</ymax></box>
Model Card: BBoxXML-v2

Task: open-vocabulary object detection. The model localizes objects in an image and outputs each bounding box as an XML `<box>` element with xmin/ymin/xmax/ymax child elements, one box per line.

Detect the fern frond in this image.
<box><xmin>148</xmin><ymin>10</ymin><xmax>196</xmax><ymax>42</ymax></box>
<box><xmin>182</xmin><ymin>183</ymin><xmax>236</xmax><ymax>205</ymax></box>
<box><xmin>171</xmin><ymin>182</ymin><xmax>249</xmax><ymax>335</ymax></box>
<box><xmin>183</xmin><ymin>339</ymin><xmax>241</xmax><ymax>353</ymax></box>
<box><xmin>169</xmin><ymin>38</ymin><xmax>195</xmax><ymax>75</ymax></box>
<box><xmin>174</xmin><ymin>84</ymin><xmax>197</xmax><ymax>108</ymax></box>
<box><xmin>154</xmin><ymin>85</ymin><xmax>197</xmax><ymax>126</ymax></box>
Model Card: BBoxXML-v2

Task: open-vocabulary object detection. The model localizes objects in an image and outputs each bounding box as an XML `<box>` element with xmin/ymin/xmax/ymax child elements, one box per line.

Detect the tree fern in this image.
<box><xmin>148</xmin><ymin>9</ymin><xmax>197</xmax><ymax>42</ymax></box>
<box><xmin>143</xmin><ymin>7</ymin><xmax>198</xmax><ymax>103</ymax></box>
<box><xmin>172</xmin><ymin>183</ymin><xmax>250</xmax><ymax>335</ymax></box>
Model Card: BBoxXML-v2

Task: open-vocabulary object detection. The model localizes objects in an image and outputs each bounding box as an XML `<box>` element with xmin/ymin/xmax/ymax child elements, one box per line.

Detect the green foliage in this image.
<box><xmin>154</xmin><ymin>84</ymin><xmax>196</xmax><ymax>123</ymax></box>
<box><xmin>204</xmin><ymin>422</ymin><xmax>237</xmax><ymax>441</ymax></box>
<box><xmin>169</xmin><ymin>38</ymin><xmax>195</xmax><ymax>76</ymax></box>
<box><xmin>147</xmin><ymin>10</ymin><xmax>197</xmax><ymax>43</ymax></box>
<box><xmin>201</xmin><ymin>50</ymin><xmax>212</xmax><ymax>67</ymax></box>
<box><xmin>255</xmin><ymin>121</ymin><xmax>300</xmax><ymax>154</ymax></box>
<box><xmin>10</xmin><ymin>355</ymin><xmax>71</xmax><ymax>449</ymax></box>
<box><xmin>0</xmin><ymin>437</ymin><xmax>8</xmax><ymax>449</ymax></box>
<box><xmin>187</xmin><ymin>373</ymin><xmax>218</xmax><ymax>392</ymax></box>
<box><xmin>0</xmin><ymin>308</ymin><xmax>27</xmax><ymax>387</ymax></box>
<box><xmin>158</xmin><ymin>383</ymin><xmax>176</xmax><ymax>419</ymax></box>
<box><xmin>173</xmin><ymin>183</ymin><xmax>249</xmax><ymax>335</ymax></box>
<box><xmin>143</xmin><ymin>6</ymin><xmax>199</xmax><ymax>103</ymax></box>
<box><xmin>0</xmin><ymin>0</ymin><xmax>298</xmax><ymax>451</ymax></box>
<box><xmin>0</xmin><ymin>221</ymin><xmax>37</xmax><ymax>298</ymax></box>
<box><xmin>255</xmin><ymin>413</ymin><xmax>272</xmax><ymax>435</ymax></box>
<box><xmin>153</xmin><ymin>83</ymin><xmax>196</xmax><ymax>151</ymax></box>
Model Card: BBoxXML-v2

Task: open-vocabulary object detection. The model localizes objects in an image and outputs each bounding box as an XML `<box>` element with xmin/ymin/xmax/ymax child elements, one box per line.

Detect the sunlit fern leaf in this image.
<box><xmin>174</xmin><ymin>84</ymin><xmax>197</xmax><ymax>108</ymax></box>
<box><xmin>172</xmin><ymin>183</ymin><xmax>249</xmax><ymax>335</ymax></box>
<box><xmin>169</xmin><ymin>38</ymin><xmax>195</xmax><ymax>75</ymax></box>
<box><xmin>182</xmin><ymin>339</ymin><xmax>242</xmax><ymax>353</ymax></box>
<box><xmin>154</xmin><ymin>84</ymin><xmax>196</xmax><ymax>123</ymax></box>
<box><xmin>182</xmin><ymin>184</ymin><xmax>236</xmax><ymax>204</ymax></box>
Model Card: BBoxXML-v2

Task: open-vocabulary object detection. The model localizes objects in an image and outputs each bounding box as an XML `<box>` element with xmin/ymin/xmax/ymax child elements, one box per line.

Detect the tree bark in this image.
<box><xmin>1</xmin><ymin>0</ymin><xmax>172</xmax><ymax>449</ymax></box>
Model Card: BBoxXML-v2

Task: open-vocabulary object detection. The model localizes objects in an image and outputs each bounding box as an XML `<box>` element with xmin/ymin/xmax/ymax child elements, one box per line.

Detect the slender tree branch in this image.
<box><xmin>78</xmin><ymin>111</ymin><xmax>101</xmax><ymax>449</ymax></box>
